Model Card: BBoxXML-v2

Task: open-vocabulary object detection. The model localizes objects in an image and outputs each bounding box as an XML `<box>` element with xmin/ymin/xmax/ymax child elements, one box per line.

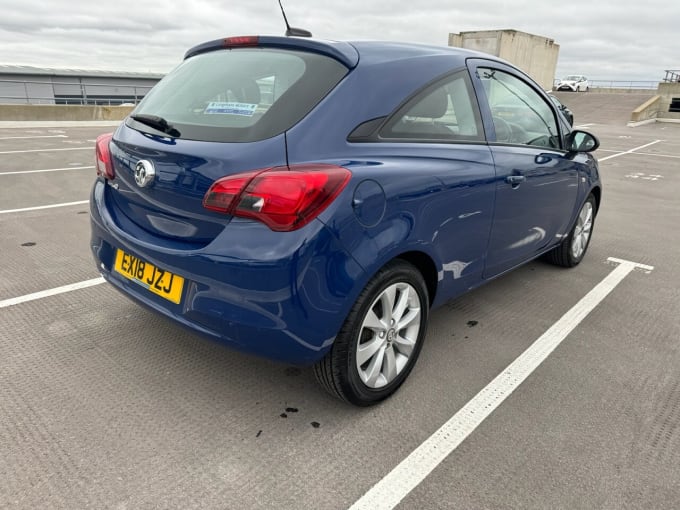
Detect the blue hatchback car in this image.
<box><xmin>90</xmin><ymin>35</ymin><xmax>601</xmax><ymax>405</ymax></box>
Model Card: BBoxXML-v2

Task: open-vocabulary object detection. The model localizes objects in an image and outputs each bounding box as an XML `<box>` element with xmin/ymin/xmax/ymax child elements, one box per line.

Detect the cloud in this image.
<box><xmin>0</xmin><ymin>0</ymin><xmax>675</xmax><ymax>81</ymax></box>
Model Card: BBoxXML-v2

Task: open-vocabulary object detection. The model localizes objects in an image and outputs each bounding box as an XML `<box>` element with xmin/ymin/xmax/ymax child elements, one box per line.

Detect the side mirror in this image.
<box><xmin>567</xmin><ymin>130</ymin><xmax>599</xmax><ymax>153</ymax></box>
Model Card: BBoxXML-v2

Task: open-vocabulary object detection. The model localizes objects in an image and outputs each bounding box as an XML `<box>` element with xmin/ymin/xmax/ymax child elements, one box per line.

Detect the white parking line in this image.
<box><xmin>0</xmin><ymin>147</ymin><xmax>91</xmax><ymax>154</ymax></box>
<box><xmin>574</xmin><ymin>123</ymin><xmax>595</xmax><ymax>129</ymax></box>
<box><xmin>349</xmin><ymin>257</ymin><xmax>654</xmax><ymax>510</ymax></box>
<box><xmin>0</xmin><ymin>200</ymin><xmax>89</xmax><ymax>214</ymax></box>
<box><xmin>0</xmin><ymin>277</ymin><xmax>105</xmax><ymax>309</ymax></box>
<box><xmin>599</xmin><ymin>150</ymin><xmax>680</xmax><ymax>160</ymax></box>
<box><xmin>0</xmin><ymin>135</ymin><xmax>68</xmax><ymax>140</ymax></box>
<box><xmin>0</xmin><ymin>165</ymin><xmax>94</xmax><ymax>176</ymax></box>
<box><xmin>599</xmin><ymin>140</ymin><xmax>663</xmax><ymax>161</ymax></box>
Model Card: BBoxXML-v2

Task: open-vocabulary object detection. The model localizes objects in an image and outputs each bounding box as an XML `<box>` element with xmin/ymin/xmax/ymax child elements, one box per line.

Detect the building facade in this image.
<box><xmin>0</xmin><ymin>65</ymin><xmax>163</xmax><ymax>105</ymax></box>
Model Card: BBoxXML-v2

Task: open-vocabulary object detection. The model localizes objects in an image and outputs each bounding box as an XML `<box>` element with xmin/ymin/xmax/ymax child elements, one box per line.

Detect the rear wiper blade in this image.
<box><xmin>130</xmin><ymin>114</ymin><xmax>181</xmax><ymax>137</ymax></box>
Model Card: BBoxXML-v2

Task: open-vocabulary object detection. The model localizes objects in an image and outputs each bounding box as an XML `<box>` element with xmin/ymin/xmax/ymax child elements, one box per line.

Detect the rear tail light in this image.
<box><xmin>95</xmin><ymin>133</ymin><xmax>114</xmax><ymax>180</ymax></box>
<box><xmin>203</xmin><ymin>164</ymin><xmax>351</xmax><ymax>231</ymax></box>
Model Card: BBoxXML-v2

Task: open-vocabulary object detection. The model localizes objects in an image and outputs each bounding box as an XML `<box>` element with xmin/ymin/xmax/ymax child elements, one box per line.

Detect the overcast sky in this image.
<box><xmin>0</xmin><ymin>0</ymin><xmax>675</xmax><ymax>83</ymax></box>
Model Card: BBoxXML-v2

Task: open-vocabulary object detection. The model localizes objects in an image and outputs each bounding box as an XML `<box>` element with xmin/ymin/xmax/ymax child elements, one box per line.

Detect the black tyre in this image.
<box><xmin>545</xmin><ymin>194</ymin><xmax>597</xmax><ymax>267</ymax></box>
<box><xmin>313</xmin><ymin>260</ymin><xmax>429</xmax><ymax>406</ymax></box>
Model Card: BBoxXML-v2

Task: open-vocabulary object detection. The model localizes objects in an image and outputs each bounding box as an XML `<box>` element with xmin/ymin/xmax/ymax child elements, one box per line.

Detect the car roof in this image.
<box><xmin>185</xmin><ymin>35</ymin><xmax>498</xmax><ymax>70</ymax></box>
<box><xmin>348</xmin><ymin>40</ymin><xmax>488</xmax><ymax>66</ymax></box>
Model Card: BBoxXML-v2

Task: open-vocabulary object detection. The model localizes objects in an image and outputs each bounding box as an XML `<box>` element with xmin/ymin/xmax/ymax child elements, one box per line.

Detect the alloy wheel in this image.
<box><xmin>355</xmin><ymin>282</ymin><xmax>422</xmax><ymax>389</ymax></box>
<box><xmin>571</xmin><ymin>201</ymin><xmax>593</xmax><ymax>260</ymax></box>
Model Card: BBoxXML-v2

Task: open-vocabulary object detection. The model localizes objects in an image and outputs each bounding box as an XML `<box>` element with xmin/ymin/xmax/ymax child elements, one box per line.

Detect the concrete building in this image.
<box><xmin>448</xmin><ymin>30</ymin><xmax>559</xmax><ymax>91</ymax></box>
<box><xmin>0</xmin><ymin>65</ymin><xmax>163</xmax><ymax>105</ymax></box>
<box><xmin>628</xmin><ymin>80</ymin><xmax>680</xmax><ymax>125</ymax></box>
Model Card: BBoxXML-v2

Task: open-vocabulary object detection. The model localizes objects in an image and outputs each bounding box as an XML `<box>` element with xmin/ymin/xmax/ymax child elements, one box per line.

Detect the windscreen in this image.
<box><xmin>129</xmin><ymin>48</ymin><xmax>348</xmax><ymax>142</ymax></box>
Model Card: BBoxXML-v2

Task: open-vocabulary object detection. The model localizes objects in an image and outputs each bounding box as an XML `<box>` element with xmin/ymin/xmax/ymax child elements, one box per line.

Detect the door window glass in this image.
<box><xmin>479</xmin><ymin>68</ymin><xmax>560</xmax><ymax>148</ymax></box>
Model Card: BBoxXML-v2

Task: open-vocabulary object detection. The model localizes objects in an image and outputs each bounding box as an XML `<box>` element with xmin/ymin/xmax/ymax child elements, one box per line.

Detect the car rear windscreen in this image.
<box><xmin>128</xmin><ymin>48</ymin><xmax>348</xmax><ymax>142</ymax></box>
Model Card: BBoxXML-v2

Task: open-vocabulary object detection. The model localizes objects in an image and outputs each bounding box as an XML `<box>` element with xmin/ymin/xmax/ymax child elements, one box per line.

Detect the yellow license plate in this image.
<box><xmin>114</xmin><ymin>249</ymin><xmax>185</xmax><ymax>304</ymax></box>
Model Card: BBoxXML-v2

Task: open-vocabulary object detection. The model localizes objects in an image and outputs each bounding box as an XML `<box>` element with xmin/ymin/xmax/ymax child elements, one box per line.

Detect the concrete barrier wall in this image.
<box><xmin>629</xmin><ymin>95</ymin><xmax>661</xmax><ymax>123</ymax></box>
<box><xmin>0</xmin><ymin>104</ymin><xmax>134</xmax><ymax>121</ymax></box>
<box><xmin>2</xmin><ymin>93</ymin><xmax>676</xmax><ymax>125</ymax></box>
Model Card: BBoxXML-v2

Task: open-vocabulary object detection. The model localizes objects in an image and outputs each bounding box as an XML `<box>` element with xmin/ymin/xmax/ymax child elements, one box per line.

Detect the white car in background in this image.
<box><xmin>556</xmin><ymin>75</ymin><xmax>589</xmax><ymax>92</ymax></box>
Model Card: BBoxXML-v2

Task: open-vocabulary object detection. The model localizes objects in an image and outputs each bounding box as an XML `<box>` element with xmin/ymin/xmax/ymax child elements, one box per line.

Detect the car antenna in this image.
<box><xmin>278</xmin><ymin>0</ymin><xmax>312</xmax><ymax>37</ymax></box>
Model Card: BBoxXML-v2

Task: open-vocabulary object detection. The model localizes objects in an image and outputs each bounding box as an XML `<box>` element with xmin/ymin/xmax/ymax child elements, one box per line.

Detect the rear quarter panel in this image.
<box><xmin>313</xmin><ymin>143</ymin><xmax>497</xmax><ymax>308</ymax></box>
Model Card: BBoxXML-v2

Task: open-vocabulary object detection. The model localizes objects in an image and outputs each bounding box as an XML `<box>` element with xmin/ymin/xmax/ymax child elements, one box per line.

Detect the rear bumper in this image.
<box><xmin>89</xmin><ymin>179</ymin><xmax>365</xmax><ymax>365</ymax></box>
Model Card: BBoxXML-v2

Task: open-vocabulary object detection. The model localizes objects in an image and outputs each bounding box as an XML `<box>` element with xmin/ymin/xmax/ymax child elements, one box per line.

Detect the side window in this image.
<box><xmin>380</xmin><ymin>72</ymin><xmax>483</xmax><ymax>142</ymax></box>
<box><xmin>478</xmin><ymin>67</ymin><xmax>560</xmax><ymax>148</ymax></box>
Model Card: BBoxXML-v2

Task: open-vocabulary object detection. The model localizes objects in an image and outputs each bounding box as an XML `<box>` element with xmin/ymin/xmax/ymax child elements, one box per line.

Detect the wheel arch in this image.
<box><xmin>394</xmin><ymin>250</ymin><xmax>438</xmax><ymax>306</ymax></box>
<box><xmin>590</xmin><ymin>185</ymin><xmax>602</xmax><ymax>214</ymax></box>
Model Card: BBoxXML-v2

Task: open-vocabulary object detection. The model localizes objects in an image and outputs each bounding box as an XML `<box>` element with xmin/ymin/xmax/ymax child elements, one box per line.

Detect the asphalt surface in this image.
<box><xmin>1</xmin><ymin>99</ymin><xmax>679</xmax><ymax>509</ymax></box>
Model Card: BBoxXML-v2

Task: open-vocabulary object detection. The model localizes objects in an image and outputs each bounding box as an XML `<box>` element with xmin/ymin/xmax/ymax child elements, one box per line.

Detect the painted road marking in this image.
<box><xmin>599</xmin><ymin>140</ymin><xmax>663</xmax><ymax>162</ymax></box>
<box><xmin>599</xmin><ymin>150</ymin><xmax>680</xmax><ymax>160</ymax></box>
<box><xmin>0</xmin><ymin>134</ymin><xmax>68</xmax><ymax>140</ymax></box>
<box><xmin>625</xmin><ymin>172</ymin><xmax>664</xmax><ymax>181</ymax></box>
<box><xmin>349</xmin><ymin>257</ymin><xmax>654</xmax><ymax>510</ymax></box>
<box><xmin>626</xmin><ymin>151</ymin><xmax>680</xmax><ymax>159</ymax></box>
<box><xmin>0</xmin><ymin>165</ymin><xmax>94</xmax><ymax>176</ymax></box>
<box><xmin>574</xmin><ymin>123</ymin><xmax>595</xmax><ymax>129</ymax></box>
<box><xmin>0</xmin><ymin>278</ymin><xmax>105</xmax><ymax>309</ymax></box>
<box><xmin>0</xmin><ymin>200</ymin><xmax>89</xmax><ymax>214</ymax></box>
<box><xmin>0</xmin><ymin>147</ymin><xmax>91</xmax><ymax>154</ymax></box>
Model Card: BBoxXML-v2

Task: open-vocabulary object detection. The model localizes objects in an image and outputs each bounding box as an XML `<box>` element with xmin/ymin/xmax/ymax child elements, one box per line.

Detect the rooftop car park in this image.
<box><xmin>1</xmin><ymin>92</ymin><xmax>679</xmax><ymax>507</ymax></box>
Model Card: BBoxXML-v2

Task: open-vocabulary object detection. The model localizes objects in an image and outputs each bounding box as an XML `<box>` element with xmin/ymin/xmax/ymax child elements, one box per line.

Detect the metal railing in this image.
<box><xmin>588</xmin><ymin>80</ymin><xmax>658</xmax><ymax>90</ymax></box>
<box><xmin>0</xmin><ymin>78</ymin><xmax>158</xmax><ymax>105</ymax></box>
<box><xmin>663</xmin><ymin>70</ymin><xmax>680</xmax><ymax>83</ymax></box>
<box><xmin>552</xmin><ymin>78</ymin><xmax>658</xmax><ymax>90</ymax></box>
<box><xmin>0</xmin><ymin>95</ymin><xmax>143</xmax><ymax>105</ymax></box>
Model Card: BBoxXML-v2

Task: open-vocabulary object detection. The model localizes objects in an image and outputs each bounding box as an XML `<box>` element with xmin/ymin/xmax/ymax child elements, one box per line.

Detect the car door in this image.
<box><xmin>467</xmin><ymin>60</ymin><xmax>580</xmax><ymax>278</ymax></box>
<box><xmin>361</xmin><ymin>70</ymin><xmax>497</xmax><ymax>300</ymax></box>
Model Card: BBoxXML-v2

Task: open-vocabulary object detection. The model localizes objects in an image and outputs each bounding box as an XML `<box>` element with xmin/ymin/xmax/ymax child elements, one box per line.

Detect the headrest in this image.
<box><xmin>408</xmin><ymin>88</ymin><xmax>448</xmax><ymax>119</ymax></box>
<box><xmin>231</xmin><ymin>78</ymin><xmax>261</xmax><ymax>104</ymax></box>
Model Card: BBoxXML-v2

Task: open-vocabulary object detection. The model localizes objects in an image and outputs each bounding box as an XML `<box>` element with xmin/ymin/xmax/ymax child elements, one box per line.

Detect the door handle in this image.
<box><xmin>506</xmin><ymin>175</ymin><xmax>526</xmax><ymax>185</ymax></box>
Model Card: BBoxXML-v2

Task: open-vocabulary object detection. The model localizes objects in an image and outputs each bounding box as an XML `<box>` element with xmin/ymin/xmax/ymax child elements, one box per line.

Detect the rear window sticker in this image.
<box><xmin>204</xmin><ymin>102</ymin><xmax>258</xmax><ymax>116</ymax></box>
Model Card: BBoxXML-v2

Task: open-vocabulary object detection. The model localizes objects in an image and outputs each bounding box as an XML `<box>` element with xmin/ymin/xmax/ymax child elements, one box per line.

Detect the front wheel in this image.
<box><xmin>314</xmin><ymin>260</ymin><xmax>429</xmax><ymax>406</ymax></box>
<box><xmin>545</xmin><ymin>194</ymin><xmax>597</xmax><ymax>267</ymax></box>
